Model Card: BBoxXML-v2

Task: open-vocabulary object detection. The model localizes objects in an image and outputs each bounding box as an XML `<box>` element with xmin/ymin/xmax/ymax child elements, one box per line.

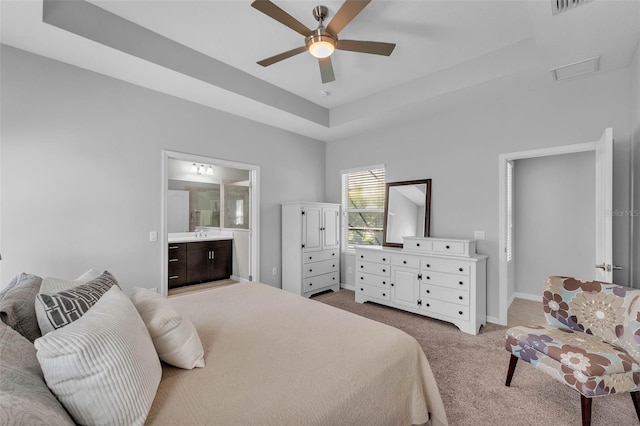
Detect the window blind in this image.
<box><xmin>341</xmin><ymin>167</ymin><xmax>386</xmax><ymax>249</ymax></box>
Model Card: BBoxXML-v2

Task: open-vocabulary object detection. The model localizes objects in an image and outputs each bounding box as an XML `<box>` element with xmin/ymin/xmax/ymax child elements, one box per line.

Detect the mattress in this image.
<box><xmin>146</xmin><ymin>282</ymin><xmax>447</xmax><ymax>426</ymax></box>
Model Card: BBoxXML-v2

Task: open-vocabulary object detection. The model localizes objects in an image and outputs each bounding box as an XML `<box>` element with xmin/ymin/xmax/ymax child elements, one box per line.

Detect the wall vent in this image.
<box><xmin>551</xmin><ymin>56</ymin><xmax>600</xmax><ymax>81</ymax></box>
<box><xmin>551</xmin><ymin>0</ymin><xmax>592</xmax><ymax>15</ymax></box>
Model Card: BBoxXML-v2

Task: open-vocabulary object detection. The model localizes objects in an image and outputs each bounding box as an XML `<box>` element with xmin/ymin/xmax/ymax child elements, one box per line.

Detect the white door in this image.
<box><xmin>167</xmin><ymin>190</ymin><xmax>189</xmax><ymax>233</ymax></box>
<box><xmin>594</xmin><ymin>128</ymin><xmax>614</xmax><ymax>281</ymax></box>
<box><xmin>322</xmin><ymin>207</ymin><xmax>340</xmax><ymax>250</ymax></box>
<box><xmin>391</xmin><ymin>267</ymin><xmax>419</xmax><ymax>309</ymax></box>
<box><xmin>303</xmin><ymin>206</ymin><xmax>322</xmax><ymax>252</ymax></box>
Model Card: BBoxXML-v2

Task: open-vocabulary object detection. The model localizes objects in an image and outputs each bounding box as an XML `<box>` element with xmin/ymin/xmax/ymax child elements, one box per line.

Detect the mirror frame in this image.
<box><xmin>382</xmin><ymin>179</ymin><xmax>432</xmax><ymax>248</ymax></box>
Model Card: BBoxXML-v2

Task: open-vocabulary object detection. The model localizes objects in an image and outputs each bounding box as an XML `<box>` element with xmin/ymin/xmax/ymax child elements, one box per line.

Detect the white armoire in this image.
<box><xmin>281</xmin><ymin>202</ymin><xmax>340</xmax><ymax>297</ymax></box>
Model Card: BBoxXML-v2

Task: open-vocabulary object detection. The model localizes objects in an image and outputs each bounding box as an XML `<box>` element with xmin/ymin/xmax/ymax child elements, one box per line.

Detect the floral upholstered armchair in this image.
<box><xmin>505</xmin><ymin>276</ymin><xmax>640</xmax><ymax>426</ymax></box>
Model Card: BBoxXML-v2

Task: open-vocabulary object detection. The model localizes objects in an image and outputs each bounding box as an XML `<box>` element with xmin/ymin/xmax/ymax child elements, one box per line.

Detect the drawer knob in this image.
<box><xmin>391</xmin><ymin>283</ymin><xmax>394</xmax><ymax>287</ymax></box>
<box><xmin>382</xmin><ymin>258</ymin><xmax>386</xmax><ymax>261</ymax></box>
<box><xmin>382</xmin><ymin>281</ymin><xmax>386</xmax><ymax>285</ymax></box>
<box><xmin>360</xmin><ymin>288</ymin><xmax>364</xmax><ymax>291</ymax></box>
<box><xmin>382</xmin><ymin>293</ymin><xmax>386</xmax><ymax>297</ymax></box>
<box><xmin>426</xmin><ymin>264</ymin><xmax>431</xmax><ymax>268</ymax></box>
<box><xmin>417</xmin><ymin>243</ymin><xmax>421</xmax><ymax>247</ymax></box>
<box><xmin>332</xmin><ymin>264</ymin><xmax>335</xmax><ymax>267</ymax></box>
<box><xmin>309</xmin><ymin>256</ymin><xmax>312</xmax><ymax>260</ymax></box>
<box><xmin>382</xmin><ymin>269</ymin><xmax>386</xmax><ymax>273</ymax></box>
<box><xmin>332</xmin><ymin>277</ymin><xmax>335</xmax><ymax>280</ymax></box>
<box><xmin>403</xmin><ymin>260</ymin><xmax>407</xmax><ymax>264</ymax></box>
<box><xmin>459</xmin><ymin>268</ymin><xmax>463</xmax><ymax>272</ymax></box>
<box><xmin>360</xmin><ymin>277</ymin><xmax>364</xmax><ymax>280</ymax></box>
<box><xmin>309</xmin><ymin>283</ymin><xmax>313</xmax><ymax>286</ymax></box>
<box><xmin>332</xmin><ymin>253</ymin><xmax>335</xmax><ymax>256</ymax></box>
<box><xmin>426</xmin><ymin>276</ymin><xmax>430</xmax><ymax>280</ymax></box>
<box><xmin>459</xmin><ymin>281</ymin><xmax>463</xmax><ymax>285</ymax></box>
<box><xmin>458</xmin><ymin>311</ymin><xmax>463</xmax><ymax>315</ymax></box>
<box><xmin>446</xmin><ymin>245</ymin><xmax>451</xmax><ymax>249</ymax></box>
<box><xmin>360</xmin><ymin>255</ymin><xmax>364</xmax><ymax>259</ymax></box>
<box><xmin>360</xmin><ymin>265</ymin><xmax>364</xmax><ymax>269</ymax></box>
<box><xmin>426</xmin><ymin>303</ymin><xmax>430</xmax><ymax>307</ymax></box>
<box><xmin>426</xmin><ymin>289</ymin><xmax>430</xmax><ymax>294</ymax></box>
<box><xmin>309</xmin><ymin>269</ymin><xmax>313</xmax><ymax>272</ymax></box>
<box><xmin>459</xmin><ymin>296</ymin><xmax>463</xmax><ymax>300</ymax></box>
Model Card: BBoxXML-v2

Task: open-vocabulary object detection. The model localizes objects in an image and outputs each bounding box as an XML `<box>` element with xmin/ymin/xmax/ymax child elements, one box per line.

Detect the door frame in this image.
<box><xmin>161</xmin><ymin>150</ymin><xmax>260</xmax><ymax>297</ymax></box>
<box><xmin>497</xmin><ymin>141</ymin><xmax>598</xmax><ymax>325</ymax></box>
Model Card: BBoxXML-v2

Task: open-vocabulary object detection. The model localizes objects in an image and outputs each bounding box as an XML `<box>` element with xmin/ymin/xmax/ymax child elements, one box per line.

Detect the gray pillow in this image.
<box><xmin>0</xmin><ymin>273</ymin><xmax>42</xmax><ymax>342</ymax></box>
<box><xmin>35</xmin><ymin>271</ymin><xmax>119</xmax><ymax>335</ymax></box>
<box><xmin>0</xmin><ymin>321</ymin><xmax>75</xmax><ymax>425</ymax></box>
<box><xmin>0</xmin><ymin>275</ymin><xmax>19</xmax><ymax>301</ymax></box>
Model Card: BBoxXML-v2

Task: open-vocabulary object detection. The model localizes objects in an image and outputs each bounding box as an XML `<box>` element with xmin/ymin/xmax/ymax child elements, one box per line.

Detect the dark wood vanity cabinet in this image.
<box><xmin>167</xmin><ymin>239</ymin><xmax>232</xmax><ymax>289</ymax></box>
<box><xmin>167</xmin><ymin>243</ymin><xmax>187</xmax><ymax>288</ymax></box>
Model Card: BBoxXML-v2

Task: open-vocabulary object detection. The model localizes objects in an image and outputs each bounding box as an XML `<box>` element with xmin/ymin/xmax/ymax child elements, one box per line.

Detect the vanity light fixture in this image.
<box><xmin>206</xmin><ymin>165</ymin><xmax>214</xmax><ymax>175</ymax></box>
<box><xmin>190</xmin><ymin>163</ymin><xmax>198</xmax><ymax>172</ymax></box>
<box><xmin>198</xmin><ymin>164</ymin><xmax>206</xmax><ymax>174</ymax></box>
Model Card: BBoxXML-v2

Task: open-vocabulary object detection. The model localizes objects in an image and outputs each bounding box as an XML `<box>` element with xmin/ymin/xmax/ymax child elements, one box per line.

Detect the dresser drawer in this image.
<box><xmin>403</xmin><ymin>238</ymin><xmax>433</xmax><ymax>252</ymax></box>
<box><xmin>303</xmin><ymin>272</ymin><xmax>338</xmax><ymax>292</ymax></box>
<box><xmin>421</xmin><ymin>271</ymin><xmax>470</xmax><ymax>290</ymax></box>
<box><xmin>303</xmin><ymin>259</ymin><xmax>339</xmax><ymax>278</ymax></box>
<box><xmin>422</xmin><ymin>299</ymin><xmax>469</xmax><ymax>320</ymax></box>
<box><xmin>356</xmin><ymin>284</ymin><xmax>390</xmax><ymax>301</ymax></box>
<box><xmin>422</xmin><ymin>284</ymin><xmax>469</xmax><ymax>306</ymax></box>
<box><xmin>357</xmin><ymin>261</ymin><xmax>391</xmax><ymax>277</ymax></box>
<box><xmin>433</xmin><ymin>241</ymin><xmax>466</xmax><ymax>255</ymax></box>
<box><xmin>391</xmin><ymin>254</ymin><xmax>420</xmax><ymax>269</ymax></box>
<box><xmin>303</xmin><ymin>249</ymin><xmax>338</xmax><ymax>264</ymax></box>
<box><xmin>421</xmin><ymin>258</ymin><xmax>470</xmax><ymax>275</ymax></box>
<box><xmin>356</xmin><ymin>250</ymin><xmax>390</xmax><ymax>264</ymax></box>
<box><xmin>356</xmin><ymin>272</ymin><xmax>390</xmax><ymax>289</ymax></box>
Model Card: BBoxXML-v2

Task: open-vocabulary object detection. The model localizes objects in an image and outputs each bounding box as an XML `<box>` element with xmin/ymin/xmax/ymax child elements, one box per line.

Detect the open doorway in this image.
<box><xmin>498</xmin><ymin>129</ymin><xmax>614</xmax><ymax>325</ymax></box>
<box><xmin>161</xmin><ymin>150</ymin><xmax>260</xmax><ymax>297</ymax></box>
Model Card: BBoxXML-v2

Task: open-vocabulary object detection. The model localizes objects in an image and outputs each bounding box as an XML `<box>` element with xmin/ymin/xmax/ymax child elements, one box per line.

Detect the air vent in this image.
<box><xmin>551</xmin><ymin>56</ymin><xmax>600</xmax><ymax>81</ymax></box>
<box><xmin>551</xmin><ymin>0</ymin><xmax>592</xmax><ymax>15</ymax></box>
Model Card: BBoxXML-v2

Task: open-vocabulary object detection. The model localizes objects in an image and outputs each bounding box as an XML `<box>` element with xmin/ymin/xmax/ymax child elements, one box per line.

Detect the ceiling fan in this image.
<box><xmin>251</xmin><ymin>0</ymin><xmax>396</xmax><ymax>84</ymax></box>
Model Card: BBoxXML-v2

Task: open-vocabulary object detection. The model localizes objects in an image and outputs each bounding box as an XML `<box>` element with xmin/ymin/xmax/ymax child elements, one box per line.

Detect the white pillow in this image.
<box><xmin>34</xmin><ymin>286</ymin><xmax>161</xmax><ymax>426</ymax></box>
<box><xmin>130</xmin><ymin>287</ymin><xmax>205</xmax><ymax>369</ymax></box>
<box><xmin>39</xmin><ymin>269</ymin><xmax>102</xmax><ymax>294</ymax></box>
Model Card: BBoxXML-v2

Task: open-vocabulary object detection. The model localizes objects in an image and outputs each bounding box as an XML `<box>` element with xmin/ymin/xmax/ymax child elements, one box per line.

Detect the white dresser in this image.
<box><xmin>355</xmin><ymin>237</ymin><xmax>487</xmax><ymax>335</ymax></box>
<box><xmin>282</xmin><ymin>202</ymin><xmax>341</xmax><ymax>297</ymax></box>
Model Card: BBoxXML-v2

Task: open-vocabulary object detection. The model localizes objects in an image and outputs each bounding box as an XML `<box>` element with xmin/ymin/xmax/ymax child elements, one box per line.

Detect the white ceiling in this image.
<box><xmin>1</xmin><ymin>0</ymin><xmax>639</xmax><ymax>141</ymax></box>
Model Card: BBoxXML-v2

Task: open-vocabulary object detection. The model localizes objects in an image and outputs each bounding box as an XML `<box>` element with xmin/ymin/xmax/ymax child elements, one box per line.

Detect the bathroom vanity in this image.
<box><xmin>167</xmin><ymin>233</ymin><xmax>233</xmax><ymax>288</ymax></box>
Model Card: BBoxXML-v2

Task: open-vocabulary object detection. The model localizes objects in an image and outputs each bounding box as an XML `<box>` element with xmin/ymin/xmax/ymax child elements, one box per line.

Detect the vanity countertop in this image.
<box><xmin>168</xmin><ymin>232</ymin><xmax>233</xmax><ymax>243</ymax></box>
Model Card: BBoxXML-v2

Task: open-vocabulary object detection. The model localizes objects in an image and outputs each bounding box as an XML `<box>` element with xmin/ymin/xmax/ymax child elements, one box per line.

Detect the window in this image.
<box><xmin>341</xmin><ymin>166</ymin><xmax>386</xmax><ymax>250</ymax></box>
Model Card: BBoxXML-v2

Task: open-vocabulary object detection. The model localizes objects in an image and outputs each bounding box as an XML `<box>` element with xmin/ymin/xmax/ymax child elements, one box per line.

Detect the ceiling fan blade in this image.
<box><xmin>318</xmin><ymin>57</ymin><xmax>335</xmax><ymax>84</ymax></box>
<box><xmin>251</xmin><ymin>0</ymin><xmax>312</xmax><ymax>37</ymax></box>
<box><xmin>337</xmin><ymin>39</ymin><xmax>396</xmax><ymax>56</ymax></box>
<box><xmin>326</xmin><ymin>0</ymin><xmax>371</xmax><ymax>35</ymax></box>
<box><xmin>257</xmin><ymin>46</ymin><xmax>307</xmax><ymax>67</ymax></box>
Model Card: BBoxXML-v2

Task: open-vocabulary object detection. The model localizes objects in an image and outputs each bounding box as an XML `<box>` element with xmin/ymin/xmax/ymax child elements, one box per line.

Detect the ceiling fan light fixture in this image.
<box><xmin>306</xmin><ymin>29</ymin><xmax>337</xmax><ymax>59</ymax></box>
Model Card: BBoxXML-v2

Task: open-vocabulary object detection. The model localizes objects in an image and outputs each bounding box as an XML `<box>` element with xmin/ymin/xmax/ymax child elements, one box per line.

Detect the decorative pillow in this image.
<box><xmin>0</xmin><ymin>274</ymin><xmax>20</xmax><ymax>301</ymax></box>
<box><xmin>0</xmin><ymin>321</ymin><xmax>75</xmax><ymax>425</ymax></box>
<box><xmin>35</xmin><ymin>271</ymin><xmax>119</xmax><ymax>335</ymax></box>
<box><xmin>34</xmin><ymin>286</ymin><xmax>161</xmax><ymax>426</ymax></box>
<box><xmin>0</xmin><ymin>273</ymin><xmax>42</xmax><ymax>342</ymax></box>
<box><xmin>130</xmin><ymin>287</ymin><xmax>205</xmax><ymax>369</ymax></box>
<box><xmin>39</xmin><ymin>268</ymin><xmax>102</xmax><ymax>294</ymax></box>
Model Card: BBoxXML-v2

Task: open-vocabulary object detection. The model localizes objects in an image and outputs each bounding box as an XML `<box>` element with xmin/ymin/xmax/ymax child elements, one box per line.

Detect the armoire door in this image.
<box><xmin>302</xmin><ymin>206</ymin><xmax>322</xmax><ymax>252</ymax></box>
<box><xmin>322</xmin><ymin>207</ymin><xmax>340</xmax><ymax>250</ymax></box>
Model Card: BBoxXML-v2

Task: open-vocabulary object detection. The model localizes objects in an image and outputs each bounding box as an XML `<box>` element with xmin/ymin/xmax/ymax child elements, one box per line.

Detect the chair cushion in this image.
<box><xmin>506</xmin><ymin>324</ymin><xmax>640</xmax><ymax>397</ymax></box>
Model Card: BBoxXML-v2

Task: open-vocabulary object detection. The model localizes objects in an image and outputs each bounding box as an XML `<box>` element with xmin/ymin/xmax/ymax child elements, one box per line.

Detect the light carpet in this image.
<box><xmin>313</xmin><ymin>289</ymin><xmax>638</xmax><ymax>426</ymax></box>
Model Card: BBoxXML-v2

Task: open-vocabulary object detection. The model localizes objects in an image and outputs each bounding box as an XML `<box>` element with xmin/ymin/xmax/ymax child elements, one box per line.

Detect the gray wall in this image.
<box><xmin>632</xmin><ymin>40</ymin><xmax>640</xmax><ymax>288</ymax></box>
<box><xmin>326</xmin><ymin>66</ymin><xmax>633</xmax><ymax>320</ymax></box>
<box><xmin>0</xmin><ymin>46</ymin><xmax>326</xmax><ymax>292</ymax></box>
<box><xmin>513</xmin><ymin>152</ymin><xmax>595</xmax><ymax>297</ymax></box>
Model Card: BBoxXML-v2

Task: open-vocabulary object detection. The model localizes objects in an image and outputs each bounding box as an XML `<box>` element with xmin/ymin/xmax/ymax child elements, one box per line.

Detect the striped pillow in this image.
<box><xmin>35</xmin><ymin>271</ymin><xmax>118</xmax><ymax>335</ymax></box>
<box><xmin>34</xmin><ymin>286</ymin><xmax>161</xmax><ymax>426</ymax></box>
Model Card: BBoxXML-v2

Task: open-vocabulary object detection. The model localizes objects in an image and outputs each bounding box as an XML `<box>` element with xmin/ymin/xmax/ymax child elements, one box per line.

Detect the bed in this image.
<box><xmin>146</xmin><ymin>282</ymin><xmax>447</xmax><ymax>426</ymax></box>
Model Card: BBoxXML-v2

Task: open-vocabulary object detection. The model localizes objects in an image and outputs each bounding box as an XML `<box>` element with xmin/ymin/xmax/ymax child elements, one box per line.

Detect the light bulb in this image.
<box><xmin>309</xmin><ymin>41</ymin><xmax>335</xmax><ymax>59</ymax></box>
<box><xmin>198</xmin><ymin>164</ymin><xmax>206</xmax><ymax>174</ymax></box>
<box><xmin>190</xmin><ymin>163</ymin><xmax>197</xmax><ymax>172</ymax></box>
<box><xmin>206</xmin><ymin>165</ymin><xmax>214</xmax><ymax>175</ymax></box>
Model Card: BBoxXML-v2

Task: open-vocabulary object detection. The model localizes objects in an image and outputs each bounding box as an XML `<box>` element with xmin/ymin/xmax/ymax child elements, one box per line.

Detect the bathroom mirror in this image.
<box><xmin>382</xmin><ymin>179</ymin><xmax>431</xmax><ymax>248</ymax></box>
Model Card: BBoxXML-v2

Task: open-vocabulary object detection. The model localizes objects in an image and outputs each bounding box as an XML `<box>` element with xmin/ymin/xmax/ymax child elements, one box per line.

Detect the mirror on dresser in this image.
<box><xmin>382</xmin><ymin>179</ymin><xmax>432</xmax><ymax>248</ymax></box>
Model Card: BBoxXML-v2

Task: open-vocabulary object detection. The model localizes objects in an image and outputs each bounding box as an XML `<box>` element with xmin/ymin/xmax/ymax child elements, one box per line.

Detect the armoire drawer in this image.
<box><xmin>422</xmin><ymin>284</ymin><xmax>469</xmax><ymax>306</ymax></box>
<box><xmin>356</xmin><ymin>284</ymin><xmax>390</xmax><ymax>301</ymax></box>
<box><xmin>303</xmin><ymin>272</ymin><xmax>339</xmax><ymax>292</ymax></box>
<box><xmin>421</xmin><ymin>259</ymin><xmax>470</xmax><ymax>275</ymax></box>
<box><xmin>356</xmin><ymin>272</ymin><xmax>390</xmax><ymax>289</ymax></box>
<box><xmin>303</xmin><ymin>249</ymin><xmax>338</xmax><ymax>264</ymax></box>
<box><xmin>421</xmin><ymin>299</ymin><xmax>469</xmax><ymax>320</ymax></box>
<box><xmin>303</xmin><ymin>259</ymin><xmax>338</xmax><ymax>278</ymax></box>
<box><xmin>420</xmin><ymin>271</ymin><xmax>470</xmax><ymax>290</ymax></box>
<box><xmin>356</xmin><ymin>261</ymin><xmax>390</xmax><ymax>277</ymax></box>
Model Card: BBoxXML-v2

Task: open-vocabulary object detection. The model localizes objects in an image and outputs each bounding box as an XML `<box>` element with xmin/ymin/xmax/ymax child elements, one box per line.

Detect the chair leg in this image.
<box><xmin>580</xmin><ymin>395</ymin><xmax>592</xmax><ymax>426</ymax></box>
<box><xmin>505</xmin><ymin>354</ymin><xmax>518</xmax><ymax>386</ymax></box>
<box><xmin>631</xmin><ymin>391</ymin><xmax>640</xmax><ymax>422</ymax></box>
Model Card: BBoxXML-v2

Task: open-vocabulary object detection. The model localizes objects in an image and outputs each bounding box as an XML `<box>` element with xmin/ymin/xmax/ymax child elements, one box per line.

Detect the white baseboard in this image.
<box><xmin>513</xmin><ymin>292</ymin><xmax>543</xmax><ymax>303</ymax></box>
<box><xmin>486</xmin><ymin>315</ymin><xmax>501</xmax><ymax>325</ymax></box>
<box><xmin>341</xmin><ymin>283</ymin><xmax>355</xmax><ymax>291</ymax></box>
<box><xmin>231</xmin><ymin>275</ymin><xmax>250</xmax><ymax>283</ymax></box>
